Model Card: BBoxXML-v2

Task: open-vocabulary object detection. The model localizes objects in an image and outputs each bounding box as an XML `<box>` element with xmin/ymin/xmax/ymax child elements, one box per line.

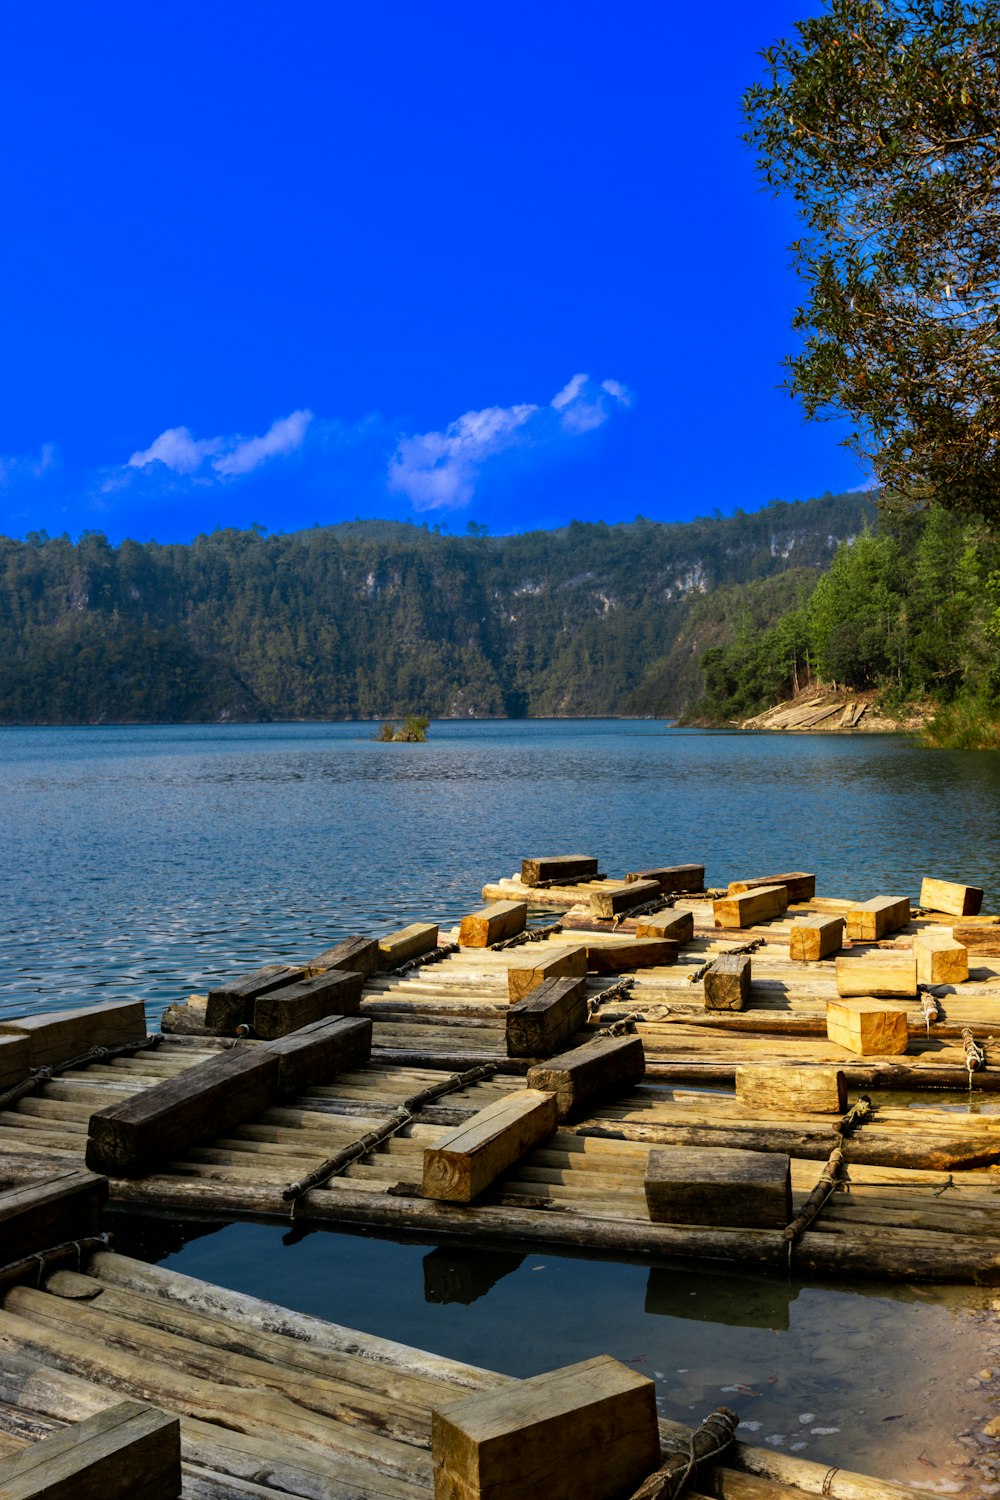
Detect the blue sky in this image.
<box><xmin>0</xmin><ymin>0</ymin><xmax>860</xmax><ymax>543</ymax></box>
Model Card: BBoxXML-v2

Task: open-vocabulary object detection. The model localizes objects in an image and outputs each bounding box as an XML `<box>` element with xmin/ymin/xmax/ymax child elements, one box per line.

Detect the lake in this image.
<box><xmin>3</xmin><ymin>720</ymin><xmax>1000</xmax><ymax>1491</ymax></box>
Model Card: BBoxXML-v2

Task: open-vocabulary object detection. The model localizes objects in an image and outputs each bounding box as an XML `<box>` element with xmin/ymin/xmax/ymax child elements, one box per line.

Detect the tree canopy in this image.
<box><xmin>744</xmin><ymin>0</ymin><xmax>1000</xmax><ymax>520</ymax></box>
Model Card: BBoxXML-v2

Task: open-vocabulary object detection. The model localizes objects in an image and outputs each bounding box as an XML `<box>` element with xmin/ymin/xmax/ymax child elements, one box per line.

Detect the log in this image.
<box><xmin>506</xmin><ymin>948</ymin><xmax>588</xmax><ymax>1004</ymax></box>
<box><xmin>727</xmin><ymin>872</ymin><xmax>816</xmax><ymax>904</ymax></box>
<box><xmin>914</xmin><ymin>929</ymin><xmax>969</xmax><ymax>985</ymax></box>
<box><xmin>521</xmin><ymin>856</ymin><xmax>599</xmax><ymax>887</ymax></box>
<box><xmin>586</xmin><ymin>939</ymin><xmax>678</xmax><ymax>974</ymax></box>
<box><xmin>378</xmin><ymin>924</ymin><xmax>439</xmax><ymax>971</ymax></box>
<box><xmin>85</xmin><ymin>1049</ymin><xmax>281</xmax><ymax>1176</ymax></box>
<box><xmin>712</xmin><ymin>887</ymin><xmax>787</xmax><ymax>929</ymax></box>
<box><xmin>459</xmin><ymin>903</ymin><xmax>527</xmax><ymax>949</ymax></box>
<box><xmin>920</xmin><ymin>877</ymin><xmax>984</xmax><ymax>917</ymax></box>
<box><xmin>0</xmin><ymin>1399</ymin><xmax>180</xmax><ymax>1500</ymax></box>
<box><xmin>624</xmin><ymin>865</ymin><xmax>704</xmax><ymax>894</ymax></box>
<box><xmin>252</xmin><ymin>971</ymin><xmax>365</xmax><ymax>1040</ymax></box>
<box><xmin>826</xmin><ymin>999</ymin><xmax>909</xmax><ymax>1056</ymax></box>
<box><xmin>589</xmin><ymin>881</ymin><xmax>662</xmax><ymax>920</ymax></box>
<box><xmin>634</xmin><ymin>911</ymin><xmax>695</xmax><ymax>946</ymax></box>
<box><xmin>262</xmin><ymin>1016</ymin><xmax>373</xmax><ymax>1094</ymax></box>
<box><xmin>835</xmin><ymin>954</ymin><xmax>917</xmax><ymax>999</ymax></box>
<box><xmin>0</xmin><ymin>1171</ymin><xmax>107</xmax><ymax>1265</ymax></box>
<box><xmin>305</xmin><ymin>937</ymin><xmax>380</xmax><ymax>980</ymax></box>
<box><xmin>204</xmin><ymin>967</ymin><xmax>303</xmax><ymax>1033</ymax></box>
<box><xmin>789</xmin><ymin>915</ymin><xmax>844</xmax><ymax>963</ymax></box>
<box><xmin>952</xmin><ymin>924</ymin><xmax>1000</xmax><ymax>956</ymax></box>
<box><xmin>526</xmin><ymin>1036</ymin><xmax>645</xmax><ymax>1121</ymax></box>
<box><xmin>506</xmin><ymin>979</ymin><xmax>588</xmax><ymax>1059</ymax></box>
<box><xmin>844</xmin><ymin>897</ymin><xmax>910</xmax><ymax>942</ymax></box>
<box><xmin>644</xmin><ymin>1146</ymin><xmax>792</xmax><ymax>1228</ymax></box>
<box><xmin>0</xmin><ymin>1036</ymin><xmax>31</xmax><ymax>1089</ymax></box>
<box><xmin>0</xmin><ymin>1003</ymin><xmax>147</xmax><ymax>1071</ymax></box>
<box><xmin>704</xmin><ymin>955</ymin><xmax>751</xmax><ymax>1012</ymax></box>
<box><xmin>734</xmin><ymin>1066</ymin><xmax>847</xmax><ymax>1115</ymax></box>
<box><xmin>431</xmin><ymin>1356</ymin><xmax>659</xmax><ymax>1500</ymax></box>
<box><xmin>422</xmin><ymin>1090</ymin><xmax>557</xmax><ymax>1203</ymax></box>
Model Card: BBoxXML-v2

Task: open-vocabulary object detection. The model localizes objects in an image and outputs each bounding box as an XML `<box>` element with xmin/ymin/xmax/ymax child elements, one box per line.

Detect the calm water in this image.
<box><xmin>4</xmin><ymin>721</ymin><xmax>1000</xmax><ymax>1488</ymax></box>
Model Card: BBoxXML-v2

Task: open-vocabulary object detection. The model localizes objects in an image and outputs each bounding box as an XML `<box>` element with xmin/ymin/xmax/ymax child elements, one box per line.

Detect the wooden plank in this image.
<box><xmin>204</xmin><ymin>965</ymin><xmax>304</xmax><ymax>1032</ymax></box>
<box><xmin>0</xmin><ymin>1002</ymin><xmax>147</xmax><ymax>1070</ymax></box>
<box><xmin>521</xmin><ymin>855</ymin><xmax>599</xmax><ymax>887</ymax></box>
<box><xmin>526</xmin><ymin>1035</ymin><xmax>645</xmax><ymax>1121</ymax></box>
<box><xmin>634</xmin><ymin>910</ymin><xmax>695</xmax><ymax>945</ymax></box>
<box><xmin>789</xmin><ymin>915</ymin><xmax>844</xmax><ymax>962</ymax></box>
<box><xmin>262</xmin><ymin>1015</ymin><xmax>372</xmax><ymax>1094</ymax></box>
<box><xmin>844</xmin><ymin>896</ymin><xmax>910</xmax><ymax>942</ymax></box>
<box><xmin>835</xmin><ymin>954</ymin><xmax>917</xmax><ymax>998</ymax></box>
<box><xmin>506</xmin><ymin>978</ymin><xmax>588</xmax><ymax>1058</ymax></box>
<box><xmin>0</xmin><ymin>1034</ymin><xmax>31</xmax><ymax>1089</ymax></box>
<box><xmin>85</xmin><ymin>1047</ymin><xmax>281</xmax><ymax>1176</ymax></box>
<box><xmin>431</xmin><ymin>1355</ymin><xmax>659</xmax><ymax>1500</ymax></box>
<box><xmin>0</xmin><ymin>1171</ymin><xmax>107</xmax><ymax>1266</ymax></box>
<box><xmin>920</xmin><ymin>877</ymin><xmax>984</xmax><ymax>917</ymax></box>
<box><xmin>704</xmin><ymin>953</ymin><xmax>751</xmax><ymax>1011</ymax></box>
<box><xmin>712</xmin><ymin>886</ymin><xmax>788</xmax><ymax>929</ymax></box>
<box><xmin>826</xmin><ymin>998</ymin><xmax>909</xmax><ymax>1056</ymax></box>
<box><xmin>0</xmin><ymin>1400</ymin><xmax>180</xmax><ymax>1500</ymax></box>
<box><xmin>624</xmin><ymin>864</ymin><xmax>704</xmax><ymax>893</ymax></box>
<box><xmin>914</xmin><ymin>929</ymin><xmax>969</xmax><ymax>985</ymax></box>
<box><xmin>459</xmin><ymin>902</ymin><xmax>528</xmax><ymax>948</ymax></box>
<box><xmin>507</xmin><ymin>948</ymin><xmax>588</xmax><ymax>1004</ymax></box>
<box><xmin>727</xmin><ymin>871</ymin><xmax>816</xmax><ymax>903</ymax></box>
<box><xmin>585</xmin><ymin>938</ymin><xmax>678</xmax><ymax>974</ymax></box>
<box><xmin>304</xmin><ymin>936</ymin><xmax>379</xmax><ymax>979</ymax></box>
<box><xmin>589</xmin><ymin>880</ymin><xmax>661</xmax><ymax>919</ymax></box>
<box><xmin>644</xmin><ymin>1146</ymin><xmax>792</xmax><ymax>1227</ymax></box>
<box><xmin>735</xmin><ymin>1065</ymin><xmax>847</xmax><ymax>1114</ymax></box>
<box><xmin>952</xmin><ymin>924</ymin><xmax>1000</xmax><ymax>956</ymax></box>
<box><xmin>422</xmin><ymin>1089</ymin><xmax>558</xmax><ymax>1203</ymax></box>
<box><xmin>378</xmin><ymin>923</ymin><xmax>439</xmax><ymax>971</ymax></box>
<box><xmin>252</xmin><ymin>969</ymin><xmax>365</xmax><ymax>1040</ymax></box>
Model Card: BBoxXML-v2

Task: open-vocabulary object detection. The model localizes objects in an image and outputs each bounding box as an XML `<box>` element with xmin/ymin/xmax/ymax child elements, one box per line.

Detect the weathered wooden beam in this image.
<box><xmin>712</xmin><ymin>886</ymin><xmax>788</xmax><ymax>929</ymax></box>
<box><xmin>204</xmin><ymin>965</ymin><xmax>304</xmax><ymax>1032</ymax></box>
<box><xmin>634</xmin><ymin>910</ymin><xmax>695</xmax><ymax>945</ymax></box>
<box><xmin>589</xmin><ymin>880</ymin><xmax>661</xmax><ymax>920</ymax></box>
<box><xmin>914</xmin><ymin>929</ymin><xmax>969</xmax><ymax>985</ymax></box>
<box><xmin>704</xmin><ymin>954</ymin><xmax>751</xmax><ymax>1011</ymax></box>
<box><xmin>431</xmin><ymin>1356</ymin><xmax>659</xmax><ymax>1500</ymax></box>
<box><xmin>0</xmin><ymin>1002</ymin><xmax>147</xmax><ymax>1071</ymax></box>
<box><xmin>585</xmin><ymin>939</ymin><xmax>678</xmax><ymax>974</ymax></box>
<box><xmin>0</xmin><ymin>1035</ymin><xmax>31</xmax><ymax>1089</ymax></box>
<box><xmin>507</xmin><ymin>948</ymin><xmax>588</xmax><ymax>1004</ymax></box>
<box><xmin>735</xmin><ymin>1065</ymin><xmax>847</xmax><ymax>1115</ymax></box>
<box><xmin>85</xmin><ymin>1048</ymin><xmax>281</xmax><ymax>1176</ymax></box>
<box><xmin>624</xmin><ymin>864</ymin><xmax>704</xmax><ymax>894</ymax></box>
<box><xmin>920</xmin><ymin>877</ymin><xmax>984</xmax><ymax>917</ymax></box>
<box><xmin>0</xmin><ymin>1400</ymin><xmax>181</xmax><ymax>1500</ymax></box>
<box><xmin>845</xmin><ymin>896</ymin><xmax>910</xmax><ymax>942</ymax></box>
<box><xmin>459</xmin><ymin>902</ymin><xmax>528</xmax><ymax>948</ymax></box>
<box><xmin>526</xmin><ymin>1035</ymin><xmax>645</xmax><ymax>1121</ymax></box>
<box><xmin>261</xmin><ymin>1015</ymin><xmax>372</xmax><ymax>1094</ymax></box>
<box><xmin>422</xmin><ymin>1089</ymin><xmax>558</xmax><ymax>1203</ymax></box>
<box><xmin>789</xmin><ymin>914</ymin><xmax>844</xmax><ymax>962</ymax></box>
<box><xmin>835</xmin><ymin>953</ymin><xmax>917</xmax><ymax>999</ymax></box>
<box><xmin>521</xmin><ymin>855</ymin><xmax>599</xmax><ymax>887</ymax></box>
<box><xmin>645</xmin><ymin>1145</ymin><xmax>792</xmax><ymax>1227</ymax></box>
<box><xmin>378</xmin><ymin>922</ymin><xmax>439</xmax><ymax>971</ymax></box>
<box><xmin>0</xmin><ymin>1171</ymin><xmax>107</xmax><ymax>1265</ymax></box>
<box><xmin>826</xmin><ymin>998</ymin><xmax>909</xmax><ymax>1056</ymax></box>
<box><xmin>506</xmin><ymin>978</ymin><xmax>588</xmax><ymax>1058</ymax></box>
<box><xmin>952</xmin><ymin>924</ymin><xmax>1000</xmax><ymax>956</ymax></box>
<box><xmin>304</xmin><ymin>936</ymin><xmax>379</xmax><ymax>979</ymax></box>
<box><xmin>727</xmin><ymin>872</ymin><xmax>816</xmax><ymax>903</ymax></box>
<box><xmin>251</xmin><ymin>969</ymin><xmax>365</xmax><ymax>1040</ymax></box>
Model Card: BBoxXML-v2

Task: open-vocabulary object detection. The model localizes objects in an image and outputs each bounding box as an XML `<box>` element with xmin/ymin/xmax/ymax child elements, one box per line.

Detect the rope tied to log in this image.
<box><xmin>688</xmin><ymin>939</ymin><xmax>764</xmax><ymax>984</ymax></box>
<box><xmin>530</xmin><ymin>873</ymin><xmax>606</xmax><ymax>889</ymax></box>
<box><xmin>627</xmin><ymin>1406</ymin><xmax>740</xmax><ymax>1500</ymax></box>
<box><xmin>282</xmin><ymin>1062</ymin><xmax>498</xmax><ymax>1207</ymax></box>
<box><xmin>919</xmin><ymin>986</ymin><xmax>942</xmax><ymax>1035</ymax></box>
<box><xmin>0</xmin><ymin>1232</ymin><xmax>113</xmax><ymax>1293</ymax></box>
<box><xmin>587</xmin><ymin>977</ymin><xmax>636</xmax><ymax>1020</ymax></box>
<box><xmin>783</xmin><ymin>1095</ymin><xmax>873</xmax><ymax>1261</ymax></box>
<box><xmin>491</xmin><ymin>921</ymin><xmax>563</xmax><ymax>951</ymax></box>
<box><xmin>596</xmin><ymin>1012</ymin><xmax>643</xmax><ymax>1037</ymax></box>
<box><xmin>391</xmin><ymin>941</ymin><xmax>459</xmax><ymax>975</ymax></box>
<box><xmin>962</xmin><ymin>1028</ymin><xmax>985</xmax><ymax>1088</ymax></box>
<box><xmin>613</xmin><ymin>894</ymin><xmax>676</xmax><ymax>929</ymax></box>
<box><xmin>0</xmin><ymin>1034</ymin><xmax>162</xmax><ymax>1113</ymax></box>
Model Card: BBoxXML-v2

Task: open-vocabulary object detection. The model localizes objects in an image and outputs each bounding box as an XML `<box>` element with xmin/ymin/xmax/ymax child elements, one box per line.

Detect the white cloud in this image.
<box><xmin>128</xmin><ymin>427</ymin><xmax>221</xmax><ymax>474</ymax></box>
<box><xmin>212</xmin><ymin>409</ymin><xmax>313</xmax><ymax>477</ymax></box>
<box><xmin>127</xmin><ymin>409</ymin><xmax>313</xmax><ymax>479</ymax></box>
<box><xmin>601</xmin><ymin>378</ymin><xmax>633</xmax><ymax>407</ymax></box>
<box><xmin>551</xmin><ymin>373</ymin><xmax>588</xmax><ymax>411</ymax></box>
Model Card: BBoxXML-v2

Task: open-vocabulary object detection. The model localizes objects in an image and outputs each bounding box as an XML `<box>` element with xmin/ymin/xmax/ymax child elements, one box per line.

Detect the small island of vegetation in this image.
<box><xmin>376</xmin><ymin>716</ymin><xmax>430</xmax><ymax>742</ymax></box>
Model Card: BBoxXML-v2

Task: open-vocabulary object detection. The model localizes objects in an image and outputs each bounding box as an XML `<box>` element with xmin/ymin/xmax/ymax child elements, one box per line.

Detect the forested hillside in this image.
<box><xmin>0</xmin><ymin>492</ymin><xmax>870</xmax><ymax>723</ymax></box>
